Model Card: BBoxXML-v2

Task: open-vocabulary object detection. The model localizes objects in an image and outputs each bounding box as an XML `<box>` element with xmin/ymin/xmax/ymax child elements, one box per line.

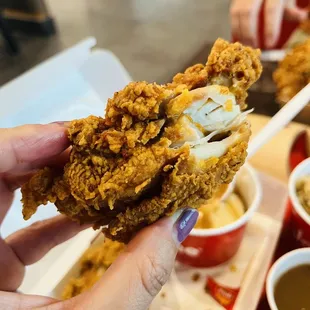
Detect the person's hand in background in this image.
<box><xmin>0</xmin><ymin>123</ymin><xmax>198</xmax><ymax>310</ymax></box>
<box><xmin>230</xmin><ymin>0</ymin><xmax>308</xmax><ymax>48</ymax></box>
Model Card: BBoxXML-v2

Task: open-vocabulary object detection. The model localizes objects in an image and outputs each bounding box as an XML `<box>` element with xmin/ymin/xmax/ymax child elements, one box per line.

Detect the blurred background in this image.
<box><xmin>0</xmin><ymin>0</ymin><xmax>309</xmax><ymax>123</ymax></box>
<box><xmin>0</xmin><ymin>0</ymin><xmax>230</xmax><ymax>85</ymax></box>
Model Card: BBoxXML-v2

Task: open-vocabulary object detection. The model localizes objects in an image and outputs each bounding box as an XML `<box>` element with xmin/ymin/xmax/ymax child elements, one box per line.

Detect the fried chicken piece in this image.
<box><xmin>62</xmin><ymin>238</ymin><xmax>125</xmax><ymax>299</ymax></box>
<box><xmin>21</xmin><ymin>38</ymin><xmax>262</xmax><ymax>243</ymax></box>
<box><xmin>273</xmin><ymin>39</ymin><xmax>310</xmax><ymax>104</ymax></box>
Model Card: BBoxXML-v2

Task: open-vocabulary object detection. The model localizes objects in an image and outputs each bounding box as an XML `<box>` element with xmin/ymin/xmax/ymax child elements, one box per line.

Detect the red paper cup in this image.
<box><xmin>288</xmin><ymin>158</ymin><xmax>310</xmax><ymax>247</ymax></box>
<box><xmin>176</xmin><ymin>164</ymin><xmax>262</xmax><ymax>267</ymax></box>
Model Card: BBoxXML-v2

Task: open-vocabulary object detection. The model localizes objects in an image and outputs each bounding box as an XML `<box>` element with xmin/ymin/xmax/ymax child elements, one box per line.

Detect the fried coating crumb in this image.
<box><xmin>273</xmin><ymin>39</ymin><xmax>310</xmax><ymax>104</ymax></box>
<box><xmin>230</xmin><ymin>264</ymin><xmax>237</xmax><ymax>272</ymax></box>
<box><xmin>21</xmin><ymin>39</ymin><xmax>261</xmax><ymax>243</ymax></box>
<box><xmin>62</xmin><ymin>238</ymin><xmax>125</xmax><ymax>299</ymax></box>
<box><xmin>192</xmin><ymin>272</ymin><xmax>201</xmax><ymax>282</ymax></box>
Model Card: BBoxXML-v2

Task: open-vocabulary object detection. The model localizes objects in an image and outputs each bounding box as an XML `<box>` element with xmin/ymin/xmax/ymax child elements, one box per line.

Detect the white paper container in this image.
<box><xmin>0</xmin><ymin>37</ymin><xmax>132</xmax><ymax>293</ymax></box>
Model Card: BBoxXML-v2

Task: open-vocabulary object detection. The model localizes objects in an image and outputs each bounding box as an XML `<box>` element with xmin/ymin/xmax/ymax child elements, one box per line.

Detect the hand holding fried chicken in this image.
<box><xmin>22</xmin><ymin>39</ymin><xmax>262</xmax><ymax>243</ymax></box>
<box><xmin>0</xmin><ymin>124</ymin><xmax>201</xmax><ymax>310</ymax></box>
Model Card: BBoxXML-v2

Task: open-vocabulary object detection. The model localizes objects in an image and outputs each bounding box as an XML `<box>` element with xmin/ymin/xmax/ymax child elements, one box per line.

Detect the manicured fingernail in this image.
<box><xmin>174</xmin><ymin>209</ymin><xmax>198</xmax><ymax>243</ymax></box>
<box><xmin>50</xmin><ymin>121</ymin><xmax>70</xmax><ymax>127</ymax></box>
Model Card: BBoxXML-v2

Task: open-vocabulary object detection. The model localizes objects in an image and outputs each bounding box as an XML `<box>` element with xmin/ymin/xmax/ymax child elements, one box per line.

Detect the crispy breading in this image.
<box><xmin>105</xmin><ymin>81</ymin><xmax>172</xmax><ymax>126</ymax></box>
<box><xmin>170</xmin><ymin>39</ymin><xmax>262</xmax><ymax>109</ymax></box>
<box><xmin>22</xmin><ymin>167</ymin><xmax>68</xmax><ymax>220</ymax></box>
<box><xmin>273</xmin><ymin>39</ymin><xmax>310</xmax><ymax>104</ymax></box>
<box><xmin>21</xmin><ymin>39</ymin><xmax>261</xmax><ymax>243</ymax></box>
<box><xmin>206</xmin><ymin>38</ymin><xmax>262</xmax><ymax>109</ymax></box>
<box><xmin>62</xmin><ymin>238</ymin><xmax>125</xmax><ymax>299</ymax></box>
<box><xmin>105</xmin><ymin>126</ymin><xmax>250</xmax><ymax>242</ymax></box>
<box><xmin>171</xmin><ymin>64</ymin><xmax>208</xmax><ymax>90</ymax></box>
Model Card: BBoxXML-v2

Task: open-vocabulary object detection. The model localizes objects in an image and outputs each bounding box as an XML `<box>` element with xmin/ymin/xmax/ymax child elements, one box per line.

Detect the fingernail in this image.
<box><xmin>50</xmin><ymin>121</ymin><xmax>70</xmax><ymax>127</ymax></box>
<box><xmin>174</xmin><ymin>209</ymin><xmax>198</xmax><ymax>243</ymax></box>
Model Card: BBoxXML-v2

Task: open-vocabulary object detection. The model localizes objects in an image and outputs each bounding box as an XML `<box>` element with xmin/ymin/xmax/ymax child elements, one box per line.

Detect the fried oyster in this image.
<box><xmin>21</xmin><ymin>38</ymin><xmax>262</xmax><ymax>243</ymax></box>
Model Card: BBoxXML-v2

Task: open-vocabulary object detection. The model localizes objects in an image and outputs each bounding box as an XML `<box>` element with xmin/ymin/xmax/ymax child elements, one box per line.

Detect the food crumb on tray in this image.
<box><xmin>191</xmin><ymin>272</ymin><xmax>201</xmax><ymax>282</ymax></box>
<box><xmin>230</xmin><ymin>264</ymin><xmax>238</xmax><ymax>272</ymax></box>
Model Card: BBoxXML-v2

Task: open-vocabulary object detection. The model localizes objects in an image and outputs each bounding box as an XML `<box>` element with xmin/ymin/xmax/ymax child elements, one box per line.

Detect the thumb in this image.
<box><xmin>73</xmin><ymin>209</ymin><xmax>198</xmax><ymax>310</ymax></box>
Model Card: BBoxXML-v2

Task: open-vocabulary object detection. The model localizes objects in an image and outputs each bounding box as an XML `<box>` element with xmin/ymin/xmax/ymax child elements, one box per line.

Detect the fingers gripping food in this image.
<box><xmin>21</xmin><ymin>39</ymin><xmax>262</xmax><ymax>243</ymax></box>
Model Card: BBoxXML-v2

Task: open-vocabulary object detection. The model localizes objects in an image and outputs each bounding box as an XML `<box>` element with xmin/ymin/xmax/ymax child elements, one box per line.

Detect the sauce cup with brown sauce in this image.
<box><xmin>266</xmin><ymin>248</ymin><xmax>310</xmax><ymax>310</ymax></box>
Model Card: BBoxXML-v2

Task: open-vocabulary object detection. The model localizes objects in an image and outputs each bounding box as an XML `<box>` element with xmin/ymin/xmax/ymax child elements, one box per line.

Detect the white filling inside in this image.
<box><xmin>184</xmin><ymin>85</ymin><xmax>241</xmax><ymax>132</ymax></box>
<box><xmin>190</xmin><ymin>129</ymin><xmax>244</xmax><ymax>160</ymax></box>
<box><xmin>176</xmin><ymin>85</ymin><xmax>249</xmax><ymax>160</ymax></box>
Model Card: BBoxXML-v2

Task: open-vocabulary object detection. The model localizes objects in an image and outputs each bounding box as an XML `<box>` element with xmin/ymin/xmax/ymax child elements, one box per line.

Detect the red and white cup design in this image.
<box><xmin>288</xmin><ymin>157</ymin><xmax>310</xmax><ymax>247</ymax></box>
<box><xmin>176</xmin><ymin>164</ymin><xmax>262</xmax><ymax>267</ymax></box>
<box><xmin>266</xmin><ymin>248</ymin><xmax>310</xmax><ymax>310</ymax></box>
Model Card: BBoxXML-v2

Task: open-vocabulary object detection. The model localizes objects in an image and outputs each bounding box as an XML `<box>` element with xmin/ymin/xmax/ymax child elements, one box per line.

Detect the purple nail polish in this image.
<box><xmin>50</xmin><ymin>121</ymin><xmax>67</xmax><ymax>125</ymax></box>
<box><xmin>50</xmin><ymin>121</ymin><xmax>70</xmax><ymax>127</ymax></box>
<box><xmin>175</xmin><ymin>209</ymin><xmax>198</xmax><ymax>243</ymax></box>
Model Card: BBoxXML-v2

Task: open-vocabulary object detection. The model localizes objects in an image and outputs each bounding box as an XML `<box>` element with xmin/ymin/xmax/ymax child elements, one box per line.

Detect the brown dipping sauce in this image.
<box><xmin>274</xmin><ymin>264</ymin><xmax>310</xmax><ymax>310</ymax></box>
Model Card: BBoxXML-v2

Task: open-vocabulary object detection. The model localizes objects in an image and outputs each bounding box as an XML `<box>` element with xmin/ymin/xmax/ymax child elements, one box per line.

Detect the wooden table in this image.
<box><xmin>248</xmin><ymin>114</ymin><xmax>310</xmax><ymax>182</ymax></box>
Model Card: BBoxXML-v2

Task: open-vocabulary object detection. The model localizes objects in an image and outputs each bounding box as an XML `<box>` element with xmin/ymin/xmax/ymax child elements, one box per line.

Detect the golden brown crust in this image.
<box><xmin>105</xmin><ymin>124</ymin><xmax>250</xmax><ymax>242</ymax></box>
<box><xmin>273</xmin><ymin>39</ymin><xmax>310</xmax><ymax>104</ymax></box>
<box><xmin>21</xmin><ymin>39</ymin><xmax>260</xmax><ymax>243</ymax></box>
<box><xmin>169</xmin><ymin>38</ymin><xmax>262</xmax><ymax>109</ymax></box>
<box><xmin>205</xmin><ymin>38</ymin><xmax>262</xmax><ymax>109</ymax></box>
<box><xmin>105</xmin><ymin>81</ymin><xmax>172</xmax><ymax>125</ymax></box>
<box><xmin>21</xmin><ymin>167</ymin><xmax>67</xmax><ymax>220</ymax></box>
<box><xmin>170</xmin><ymin>64</ymin><xmax>208</xmax><ymax>90</ymax></box>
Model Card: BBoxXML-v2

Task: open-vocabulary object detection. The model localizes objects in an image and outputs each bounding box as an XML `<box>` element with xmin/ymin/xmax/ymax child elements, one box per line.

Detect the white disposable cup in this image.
<box><xmin>266</xmin><ymin>248</ymin><xmax>310</xmax><ymax>310</ymax></box>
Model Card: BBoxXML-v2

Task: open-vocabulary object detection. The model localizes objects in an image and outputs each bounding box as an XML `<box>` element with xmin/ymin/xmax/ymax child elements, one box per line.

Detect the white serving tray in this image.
<box><xmin>0</xmin><ymin>37</ymin><xmax>132</xmax><ymax>293</ymax></box>
<box><xmin>49</xmin><ymin>172</ymin><xmax>287</xmax><ymax>310</ymax></box>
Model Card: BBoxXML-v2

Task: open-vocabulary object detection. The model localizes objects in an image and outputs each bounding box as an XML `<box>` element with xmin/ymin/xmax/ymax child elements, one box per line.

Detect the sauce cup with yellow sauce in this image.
<box><xmin>176</xmin><ymin>164</ymin><xmax>262</xmax><ymax>267</ymax></box>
